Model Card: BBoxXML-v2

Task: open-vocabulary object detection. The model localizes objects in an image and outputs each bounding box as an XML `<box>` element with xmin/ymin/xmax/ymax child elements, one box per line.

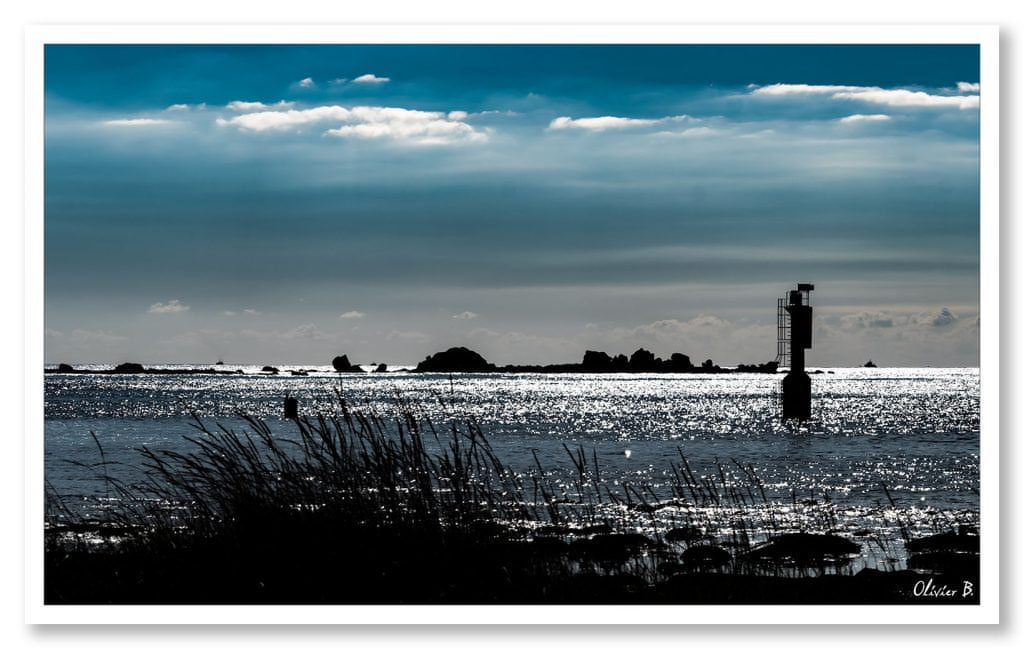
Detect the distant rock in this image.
<box><xmin>373</xmin><ymin>363</ymin><xmax>388</xmax><ymax>373</ymax></box>
<box><xmin>57</xmin><ymin>363</ymin><xmax>75</xmax><ymax>373</ymax></box>
<box><xmin>113</xmin><ymin>362</ymin><xmax>145</xmax><ymax>373</ymax></box>
<box><xmin>581</xmin><ymin>350</ymin><xmax>613</xmax><ymax>372</ymax></box>
<box><xmin>864</xmin><ymin>359</ymin><xmax>877</xmax><ymax>368</ymax></box>
<box><xmin>331</xmin><ymin>354</ymin><xmax>364</xmax><ymax>373</ymax></box>
<box><xmin>415</xmin><ymin>347</ymin><xmax>494</xmax><ymax>373</ymax></box>
<box><xmin>628</xmin><ymin>348</ymin><xmax>658</xmax><ymax>372</ymax></box>
<box><xmin>261</xmin><ymin>366</ymin><xmax>280</xmax><ymax>374</ymax></box>
<box><xmin>666</xmin><ymin>353</ymin><xmax>693</xmax><ymax>372</ymax></box>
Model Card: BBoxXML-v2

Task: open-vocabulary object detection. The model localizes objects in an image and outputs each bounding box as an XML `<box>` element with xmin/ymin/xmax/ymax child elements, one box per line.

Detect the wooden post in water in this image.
<box><xmin>284</xmin><ymin>393</ymin><xmax>299</xmax><ymax>419</ymax></box>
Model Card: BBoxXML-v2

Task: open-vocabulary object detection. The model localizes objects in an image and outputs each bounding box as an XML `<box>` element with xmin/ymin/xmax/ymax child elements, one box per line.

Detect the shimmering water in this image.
<box><xmin>44</xmin><ymin>367</ymin><xmax>979</xmax><ymax>568</ymax></box>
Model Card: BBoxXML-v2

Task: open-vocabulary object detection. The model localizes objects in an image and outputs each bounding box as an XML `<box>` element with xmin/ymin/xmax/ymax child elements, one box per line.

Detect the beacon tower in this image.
<box><xmin>777</xmin><ymin>283</ymin><xmax>814</xmax><ymax>419</ymax></box>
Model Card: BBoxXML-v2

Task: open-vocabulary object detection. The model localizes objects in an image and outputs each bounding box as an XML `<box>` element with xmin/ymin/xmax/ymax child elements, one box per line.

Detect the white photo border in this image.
<box><xmin>24</xmin><ymin>23</ymin><xmax>999</xmax><ymax>625</ymax></box>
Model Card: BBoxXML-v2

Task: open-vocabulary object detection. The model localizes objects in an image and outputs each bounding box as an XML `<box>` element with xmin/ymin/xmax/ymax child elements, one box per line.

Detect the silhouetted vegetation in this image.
<box><xmin>45</xmin><ymin>399</ymin><xmax>978</xmax><ymax>604</ymax></box>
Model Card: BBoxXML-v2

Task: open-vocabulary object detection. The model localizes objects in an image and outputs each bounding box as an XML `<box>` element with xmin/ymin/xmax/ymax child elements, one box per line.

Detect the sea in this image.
<box><xmin>43</xmin><ymin>366</ymin><xmax>980</xmax><ymax>569</ymax></box>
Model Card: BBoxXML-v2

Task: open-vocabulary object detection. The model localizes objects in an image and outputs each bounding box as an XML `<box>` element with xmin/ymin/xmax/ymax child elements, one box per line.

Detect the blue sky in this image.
<box><xmin>44</xmin><ymin>45</ymin><xmax>980</xmax><ymax>366</ymax></box>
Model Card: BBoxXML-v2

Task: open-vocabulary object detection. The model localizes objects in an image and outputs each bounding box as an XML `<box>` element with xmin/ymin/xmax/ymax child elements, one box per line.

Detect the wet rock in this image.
<box><xmin>57</xmin><ymin>363</ymin><xmax>75</xmax><ymax>372</ymax></box>
<box><xmin>373</xmin><ymin>363</ymin><xmax>388</xmax><ymax>373</ymax></box>
<box><xmin>905</xmin><ymin>528</ymin><xmax>979</xmax><ymax>554</ymax></box>
<box><xmin>682</xmin><ymin>544</ymin><xmax>732</xmax><ymax>570</ymax></box>
<box><xmin>113</xmin><ymin>362</ymin><xmax>145</xmax><ymax>373</ymax></box>
<box><xmin>665</xmin><ymin>527</ymin><xmax>709</xmax><ymax>544</ymax></box>
<box><xmin>261</xmin><ymin>366</ymin><xmax>279</xmax><ymax>374</ymax></box>
<box><xmin>658</xmin><ymin>560</ymin><xmax>684</xmax><ymax>577</ymax></box>
<box><xmin>571</xmin><ymin>533</ymin><xmax>656</xmax><ymax>563</ymax></box>
<box><xmin>908</xmin><ymin>552</ymin><xmax>980</xmax><ymax>576</ymax></box>
<box><xmin>744</xmin><ymin>533</ymin><xmax>860</xmax><ymax>564</ymax></box>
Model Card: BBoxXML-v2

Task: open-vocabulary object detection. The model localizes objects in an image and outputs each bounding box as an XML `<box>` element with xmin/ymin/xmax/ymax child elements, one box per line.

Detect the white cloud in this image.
<box><xmin>217</xmin><ymin>105</ymin><xmax>353</xmax><ymax>131</ymax></box>
<box><xmin>323</xmin><ymin>106</ymin><xmax>487</xmax><ymax>145</ymax></box>
<box><xmin>329</xmin><ymin>78</ymin><xmax>347</xmax><ymax>85</ymax></box>
<box><xmin>957</xmin><ymin>81</ymin><xmax>980</xmax><ymax>93</ymax></box>
<box><xmin>339</xmin><ymin>310</ymin><xmax>366</xmax><ymax>319</ymax></box>
<box><xmin>550</xmin><ymin>116</ymin><xmax>648</xmax><ymax>131</ymax></box>
<box><xmin>447</xmin><ymin>110</ymin><xmax>468</xmax><ymax>121</ymax></box>
<box><xmin>243</xmin><ymin>308</ymin><xmax>261</xmax><ymax>315</ymax></box>
<box><xmin>653</xmin><ymin>126</ymin><xmax>717</xmax><ymax>137</ymax></box>
<box><xmin>165</xmin><ymin>104</ymin><xmax>190</xmax><ymax>112</ymax></box>
<box><xmin>832</xmin><ymin>88</ymin><xmax>979</xmax><ymax>110</ymax></box>
<box><xmin>226</xmin><ymin>100</ymin><xmax>295</xmax><ymax>111</ymax></box>
<box><xmin>148</xmin><ymin>299</ymin><xmax>190</xmax><ymax>314</ymax></box>
<box><xmin>104</xmin><ymin>118</ymin><xmax>174</xmax><ymax>127</ymax></box>
<box><xmin>837</xmin><ymin>114</ymin><xmax>892</xmax><ymax>124</ymax></box>
<box><xmin>298</xmin><ymin>77</ymin><xmax>315</xmax><ymax>88</ymax></box>
<box><xmin>549</xmin><ymin>114</ymin><xmax>697</xmax><ymax>132</ymax></box>
<box><xmin>751</xmin><ymin>83</ymin><xmax>979</xmax><ymax>110</ymax></box>
<box><xmin>352</xmin><ymin>73</ymin><xmax>390</xmax><ymax>84</ymax></box>
<box><xmin>223</xmin><ymin>310</ymin><xmax>237</xmax><ymax>316</ymax></box>
<box><xmin>751</xmin><ymin>84</ymin><xmax>867</xmax><ymax>96</ymax></box>
<box><xmin>218</xmin><ymin>106</ymin><xmax>486</xmax><ymax>144</ymax></box>
<box><xmin>452</xmin><ymin>311</ymin><xmax>478</xmax><ymax>320</ymax></box>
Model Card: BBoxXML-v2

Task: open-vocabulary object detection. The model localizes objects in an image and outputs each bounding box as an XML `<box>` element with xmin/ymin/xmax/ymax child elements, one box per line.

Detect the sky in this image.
<box><xmin>43</xmin><ymin>44</ymin><xmax>981</xmax><ymax>367</ymax></box>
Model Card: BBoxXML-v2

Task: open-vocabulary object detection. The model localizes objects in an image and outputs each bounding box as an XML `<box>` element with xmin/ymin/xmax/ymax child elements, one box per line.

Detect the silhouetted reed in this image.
<box><xmin>44</xmin><ymin>396</ymin><xmax>977</xmax><ymax>604</ymax></box>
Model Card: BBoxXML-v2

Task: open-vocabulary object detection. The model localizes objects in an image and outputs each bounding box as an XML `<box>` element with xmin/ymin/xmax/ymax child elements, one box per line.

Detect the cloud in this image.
<box><xmin>217</xmin><ymin>105</ymin><xmax>486</xmax><ymax>144</ymax></box>
<box><xmin>226</xmin><ymin>100</ymin><xmax>295</xmax><ymax>111</ymax></box>
<box><xmin>352</xmin><ymin>73</ymin><xmax>390</xmax><ymax>84</ymax></box>
<box><xmin>452</xmin><ymin>311</ymin><xmax>478</xmax><ymax>320</ymax></box>
<box><xmin>751</xmin><ymin>83</ymin><xmax>979</xmax><ymax>110</ymax></box>
<box><xmin>165</xmin><ymin>104</ymin><xmax>190</xmax><ymax>112</ymax></box>
<box><xmin>752</xmin><ymin>84</ymin><xmax>867</xmax><ymax>96</ymax></box>
<box><xmin>957</xmin><ymin>81</ymin><xmax>980</xmax><ymax>92</ymax></box>
<box><xmin>71</xmin><ymin>329</ymin><xmax>127</xmax><ymax>343</ymax></box>
<box><xmin>837</xmin><ymin>114</ymin><xmax>892</xmax><ymax>124</ymax></box>
<box><xmin>243</xmin><ymin>308</ymin><xmax>261</xmax><ymax>315</ymax></box>
<box><xmin>447</xmin><ymin>110</ymin><xmax>468</xmax><ymax>120</ymax></box>
<box><xmin>549</xmin><ymin>114</ymin><xmax>695</xmax><ymax>132</ymax></box>
<box><xmin>103</xmin><ymin>118</ymin><xmax>174</xmax><ymax>127</ymax></box>
<box><xmin>148</xmin><ymin>299</ymin><xmax>190</xmax><ymax>314</ymax></box>
<box><xmin>838</xmin><ymin>312</ymin><xmax>896</xmax><ymax>329</ymax></box>
<box><xmin>930</xmin><ymin>307</ymin><xmax>958</xmax><ymax>327</ymax></box>
<box><xmin>653</xmin><ymin>126</ymin><xmax>717</xmax><ymax>137</ymax></box>
<box><xmin>281</xmin><ymin>323</ymin><xmax>329</xmax><ymax>340</ymax></box>
<box><xmin>832</xmin><ymin>88</ymin><xmax>979</xmax><ymax>110</ymax></box>
<box><xmin>324</xmin><ymin>107</ymin><xmax>487</xmax><ymax>145</ymax></box>
<box><xmin>329</xmin><ymin>78</ymin><xmax>347</xmax><ymax>86</ymax></box>
<box><xmin>217</xmin><ymin>106</ymin><xmax>352</xmax><ymax>131</ymax></box>
<box><xmin>339</xmin><ymin>310</ymin><xmax>366</xmax><ymax>319</ymax></box>
<box><xmin>386</xmin><ymin>330</ymin><xmax>429</xmax><ymax>343</ymax></box>
<box><xmin>223</xmin><ymin>310</ymin><xmax>237</xmax><ymax>316</ymax></box>
<box><xmin>298</xmin><ymin>77</ymin><xmax>315</xmax><ymax>88</ymax></box>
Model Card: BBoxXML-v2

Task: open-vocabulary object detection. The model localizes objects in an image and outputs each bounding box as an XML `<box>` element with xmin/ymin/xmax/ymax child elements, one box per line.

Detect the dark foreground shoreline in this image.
<box><xmin>45</xmin><ymin>525</ymin><xmax>979</xmax><ymax>605</ymax></box>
